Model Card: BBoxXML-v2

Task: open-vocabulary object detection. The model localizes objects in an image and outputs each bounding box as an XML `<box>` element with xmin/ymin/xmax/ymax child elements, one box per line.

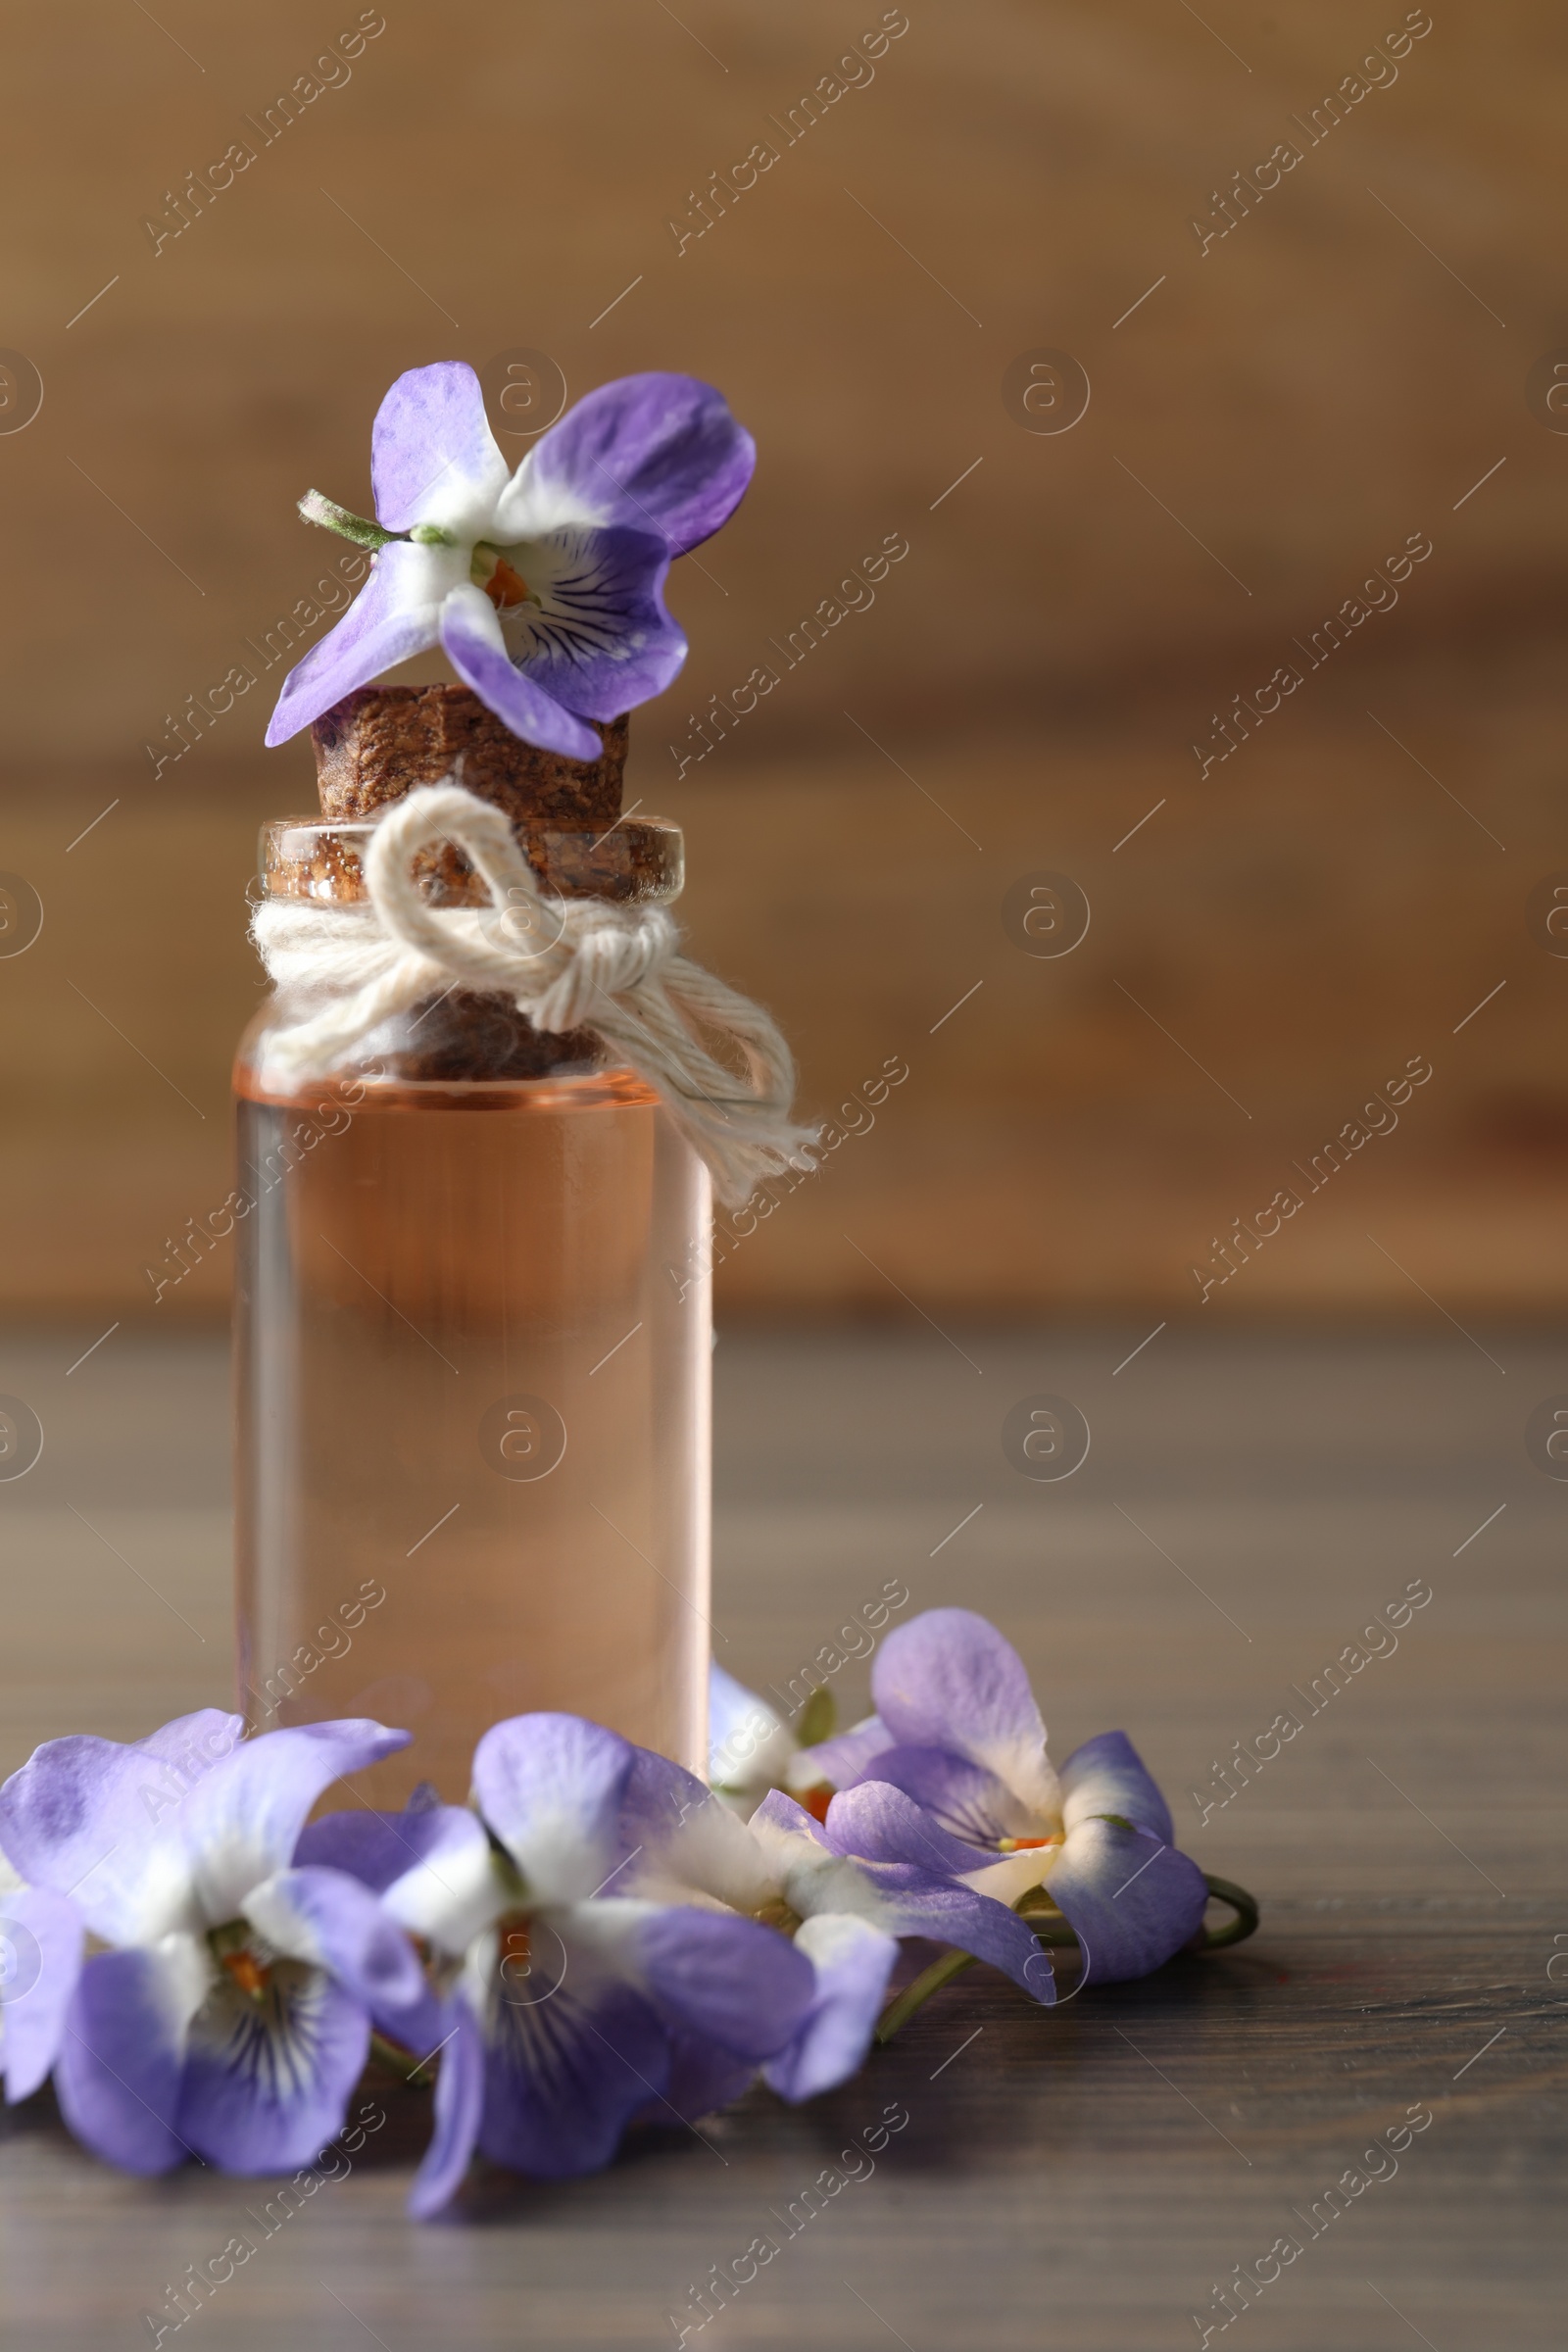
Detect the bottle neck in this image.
<box><xmin>258</xmin><ymin>813</ymin><xmax>684</xmax><ymax>909</ymax></box>
<box><xmin>247</xmin><ymin>687</ymin><xmax>683</xmax><ymax>1087</ymax></box>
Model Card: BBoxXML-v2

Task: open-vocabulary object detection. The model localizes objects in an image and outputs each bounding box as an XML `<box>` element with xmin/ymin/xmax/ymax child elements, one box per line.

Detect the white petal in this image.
<box><xmin>148</xmin><ymin>1930</ymin><xmax>215</xmax><ymax>2040</ymax></box>
<box><xmin>491</xmin><ymin>450</ymin><xmax>607</xmax><ymax>545</ymax></box>
<box><xmin>384</xmin><ymin>1816</ymin><xmax>507</xmax><ymax>1960</ymax></box>
<box><xmin>634</xmin><ymin>1793</ymin><xmax>779</xmax><ymax>1915</ymax></box>
<box><xmin>960</xmin><ymin>1849</ymin><xmax>1056</xmax><ymax>1906</ymax></box>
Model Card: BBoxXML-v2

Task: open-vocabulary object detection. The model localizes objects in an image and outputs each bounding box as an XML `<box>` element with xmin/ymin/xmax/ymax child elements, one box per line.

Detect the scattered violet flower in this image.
<box><xmin>2</xmin><ymin>1623</ymin><xmax>1252</xmax><ymax>2207</ymax></box>
<box><xmin>803</xmin><ymin>1609</ymin><xmax>1211</xmax><ymax>1984</ymax></box>
<box><xmin>0</xmin><ymin>1709</ymin><xmax>435</xmax><ymax>2175</ymax></box>
<box><xmin>266</xmin><ymin>364</ymin><xmax>755</xmax><ymax>761</ymax></box>
<box><xmin>300</xmin><ymin>1713</ymin><xmax>815</xmax><ymax>2218</ymax></box>
<box><xmin>623</xmin><ymin>1746</ymin><xmax>1054</xmax><ymax>2102</ymax></box>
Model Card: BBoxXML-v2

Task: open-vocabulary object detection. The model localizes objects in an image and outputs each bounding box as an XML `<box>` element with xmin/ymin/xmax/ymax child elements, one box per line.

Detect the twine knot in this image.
<box><xmin>249</xmin><ymin>782</ymin><xmax>818</xmax><ymax>1206</ymax></box>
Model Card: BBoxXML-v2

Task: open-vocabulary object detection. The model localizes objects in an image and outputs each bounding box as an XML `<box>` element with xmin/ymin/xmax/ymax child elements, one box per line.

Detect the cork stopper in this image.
<box><xmin>254</xmin><ymin>684</ymin><xmax>663</xmax><ymax>1086</ymax></box>
<box><xmin>311</xmin><ymin>684</ymin><xmax>627</xmax><ymax>828</ymax></box>
<box><xmin>269</xmin><ymin>684</ymin><xmax>678</xmax><ymax>910</ymax></box>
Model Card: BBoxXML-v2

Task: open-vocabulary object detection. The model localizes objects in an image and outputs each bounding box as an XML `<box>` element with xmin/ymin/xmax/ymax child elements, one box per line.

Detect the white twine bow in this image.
<box><xmin>249</xmin><ymin>782</ymin><xmax>819</xmax><ymax>1206</ymax></box>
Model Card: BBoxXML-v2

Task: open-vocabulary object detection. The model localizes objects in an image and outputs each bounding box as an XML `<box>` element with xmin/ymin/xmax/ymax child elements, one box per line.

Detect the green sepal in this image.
<box><xmin>795</xmin><ymin>1686</ymin><xmax>837</xmax><ymax>1748</ymax></box>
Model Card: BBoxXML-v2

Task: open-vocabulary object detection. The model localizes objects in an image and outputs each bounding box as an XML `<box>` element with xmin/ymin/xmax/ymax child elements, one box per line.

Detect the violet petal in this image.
<box><xmin>763</xmin><ymin>1914</ymin><xmax>899</xmax><ymax>2102</ymax></box>
<box><xmin>871</xmin><ymin>1875</ymin><xmax>1055</xmax><ymax>2004</ymax></box>
<box><xmin>476</xmin><ymin>1971</ymin><xmax>669</xmax><ymax>2179</ymax></box>
<box><xmin>844</xmin><ymin>1745</ymin><xmax>1037</xmax><ymax>1850</ymax></box>
<box><xmin>654</xmin><ymin>2033</ymin><xmax>758</xmax><ymax>2125</ymax></box>
<box><xmin>500</xmin><ymin>523</ymin><xmax>683</xmax><ymax>721</ymax></box>
<box><xmin>870</xmin><ymin>1609</ymin><xmax>1057</xmax><ymax>1816</ymax></box>
<box><xmin>1044</xmin><ymin>1818</ymin><xmax>1209</xmax><ymax>1984</ymax></box>
<box><xmin>822</xmin><ymin>1779</ymin><xmax>990</xmax><ymax>1882</ymax></box>
<box><xmin>54</xmin><ymin>1944</ymin><xmax>200</xmax><ymax>2175</ymax></box>
<box><xmin>796</xmin><ymin>1712</ymin><xmax>896</xmax><ymax>1790</ymax></box>
<box><xmin>409</xmin><ymin>1993</ymin><xmax>486</xmax><ymax>2219</ymax></box>
<box><xmin>371</xmin><ymin>360</ymin><xmax>509</xmax><ymax>536</ymax></box>
<box><xmin>0</xmin><ymin>1885</ymin><xmax>82</xmax><ymax>2102</ymax></box>
<box><xmin>0</xmin><ymin>1708</ymin><xmax>243</xmax><ymax>1944</ymax></box>
<box><xmin>175</xmin><ymin>1720</ymin><xmax>412</xmax><ymax>1932</ymax></box>
<box><xmin>622</xmin><ymin>1743</ymin><xmax>710</xmax><ymax>1844</ymax></box>
<box><xmin>501</xmin><ymin>372</ymin><xmax>755</xmax><ymax>557</ymax></box>
<box><xmin>438</xmin><ymin>585</ymin><xmax>604</xmax><ymax>761</ymax></box>
<box><xmin>177</xmin><ymin>1962</ymin><xmax>370</xmax><ymax>2174</ymax></box>
<box><xmin>818</xmin><ymin>1785</ymin><xmax>1053</xmax><ymax>2001</ymax></box>
<box><xmin>265</xmin><ymin>541</ymin><xmax>452</xmax><ymax>746</ymax></box>
<box><xmin>1059</xmin><ymin>1730</ymin><xmax>1176</xmax><ymax>1846</ymax></box>
<box><xmin>244</xmin><ymin>1864</ymin><xmax>433</xmax><ymax>2044</ymax></box>
<box><xmin>619</xmin><ymin>1756</ymin><xmax>778</xmax><ymax>1920</ymax></box>
<box><xmin>632</xmin><ymin>1904</ymin><xmax>814</xmax><ymax>2060</ymax></box>
<box><xmin>294</xmin><ymin>1801</ymin><xmax>482</xmax><ymax>1895</ymax></box>
<box><xmin>470</xmin><ymin>1713</ymin><xmax>637</xmax><ymax>1905</ymax></box>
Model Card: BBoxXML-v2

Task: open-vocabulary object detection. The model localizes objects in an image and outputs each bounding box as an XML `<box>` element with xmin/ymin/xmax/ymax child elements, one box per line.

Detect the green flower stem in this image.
<box><xmin>297</xmin><ymin>488</ymin><xmax>398</xmax><ymax>552</ymax></box>
<box><xmin>1198</xmin><ymin>1873</ymin><xmax>1259</xmax><ymax>1948</ymax></box>
<box><xmin>878</xmin><ymin>1900</ymin><xmax>1075</xmax><ymax>2042</ymax></box>
<box><xmin>369</xmin><ymin>2030</ymin><xmax>435</xmax><ymax>2088</ymax></box>
<box><xmin>1018</xmin><ymin>1919</ymin><xmax>1079</xmax><ymax>1944</ymax></box>
<box><xmin>875</xmin><ymin>1947</ymin><xmax>977</xmax><ymax>2043</ymax></box>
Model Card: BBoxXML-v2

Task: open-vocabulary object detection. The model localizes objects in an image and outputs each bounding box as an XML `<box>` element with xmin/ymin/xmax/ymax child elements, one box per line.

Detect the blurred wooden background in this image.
<box><xmin>1</xmin><ymin>0</ymin><xmax>1565</xmax><ymax>1318</ymax></box>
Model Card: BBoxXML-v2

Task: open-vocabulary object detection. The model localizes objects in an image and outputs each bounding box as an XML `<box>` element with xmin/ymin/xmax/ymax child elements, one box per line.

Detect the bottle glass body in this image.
<box><xmin>233</xmin><ymin>819</ymin><xmax>710</xmax><ymax>1808</ymax></box>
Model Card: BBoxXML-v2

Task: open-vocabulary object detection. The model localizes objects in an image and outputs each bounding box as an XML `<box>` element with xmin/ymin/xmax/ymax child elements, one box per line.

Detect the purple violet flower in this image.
<box><xmin>299</xmin><ymin>1713</ymin><xmax>816</xmax><ymax>2219</ymax></box>
<box><xmin>622</xmin><ymin>1746</ymin><xmax>1054</xmax><ymax>2103</ymax></box>
<box><xmin>804</xmin><ymin>1609</ymin><xmax>1210</xmax><ymax>1984</ymax></box>
<box><xmin>265</xmin><ymin>364</ymin><xmax>755</xmax><ymax>760</ymax></box>
<box><xmin>0</xmin><ymin>1709</ymin><xmax>435</xmax><ymax>2175</ymax></box>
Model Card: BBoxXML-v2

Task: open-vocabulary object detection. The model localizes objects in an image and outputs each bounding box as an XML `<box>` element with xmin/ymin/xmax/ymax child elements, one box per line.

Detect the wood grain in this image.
<box><xmin>1</xmin><ymin>1325</ymin><xmax>1562</xmax><ymax>2348</ymax></box>
<box><xmin>2</xmin><ymin>2</ymin><xmax>1567</xmax><ymax>1319</ymax></box>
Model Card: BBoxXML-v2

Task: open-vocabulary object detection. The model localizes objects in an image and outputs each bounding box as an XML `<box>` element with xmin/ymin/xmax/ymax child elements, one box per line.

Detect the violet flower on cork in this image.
<box><xmin>266</xmin><ymin>362</ymin><xmax>756</xmax><ymax>760</ymax></box>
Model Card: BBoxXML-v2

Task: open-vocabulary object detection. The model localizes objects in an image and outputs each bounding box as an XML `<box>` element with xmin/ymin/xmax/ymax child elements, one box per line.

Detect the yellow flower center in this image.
<box><xmin>220</xmin><ymin>1947</ymin><xmax>272</xmax><ymax>1998</ymax></box>
<box><xmin>487</xmin><ymin>556</ymin><xmax>531</xmax><ymax>609</ymax></box>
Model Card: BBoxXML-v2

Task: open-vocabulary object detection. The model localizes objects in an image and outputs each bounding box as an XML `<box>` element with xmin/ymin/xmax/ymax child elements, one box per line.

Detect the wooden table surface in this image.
<box><xmin>1</xmin><ymin>1322</ymin><xmax>1563</xmax><ymax>2349</ymax></box>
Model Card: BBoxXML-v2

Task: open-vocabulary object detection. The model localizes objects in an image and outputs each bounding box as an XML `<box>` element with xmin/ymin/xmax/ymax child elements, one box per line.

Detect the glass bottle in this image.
<box><xmin>233</xmin><ymin>687</ymin><xmax>710</xmax><ymax>1808</ymax></box>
